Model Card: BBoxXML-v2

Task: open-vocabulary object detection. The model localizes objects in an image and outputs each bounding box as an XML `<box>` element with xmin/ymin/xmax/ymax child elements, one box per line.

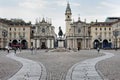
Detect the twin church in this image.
<box><xmin>31</xmin><ymin>2</ymin><xmax>91</xmax><ymax>50</ymax></box>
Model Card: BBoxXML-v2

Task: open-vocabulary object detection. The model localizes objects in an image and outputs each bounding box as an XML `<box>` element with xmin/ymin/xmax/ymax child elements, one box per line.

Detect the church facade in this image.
<box><xmin>65</xmin><ymin>3</ymin><xmax>91</xmax><ymax>50</ymax></box>
<box><xmin>31</xmin><ymin>18</ymin><xmax>56</xmax><ymax>49</ymax></box>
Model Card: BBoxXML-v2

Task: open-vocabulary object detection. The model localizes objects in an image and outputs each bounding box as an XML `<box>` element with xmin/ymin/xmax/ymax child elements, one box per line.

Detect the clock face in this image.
<box><xmin>42</xmin><ymin>28</ymin><xmax>45</xmax><ymax>33</ymax></box>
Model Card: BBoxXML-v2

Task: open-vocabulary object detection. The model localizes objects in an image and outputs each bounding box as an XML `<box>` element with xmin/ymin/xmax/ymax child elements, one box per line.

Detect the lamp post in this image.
<box><xmin>113</xmin><ymin>30</ymin><xmax>119</xmax><ymax>50</ymax></box>
<box><xmin>88</xmin><ymin>27</ymin><xmax>91</xmax><ymax>49</ymax></box>
<box><xmin>2</xmin><ymin>30</ymin><xmax>8</xmax><ymax>50</ymax></box>
<box><xmin>19</xmin><ymin>35</ymin><xmax>24</xmax><ymax>52</ymax></box>
<box><xmin>98</xmin><ymin>34</ymin><xmax>102</xmax><ymax>49</ymax></box>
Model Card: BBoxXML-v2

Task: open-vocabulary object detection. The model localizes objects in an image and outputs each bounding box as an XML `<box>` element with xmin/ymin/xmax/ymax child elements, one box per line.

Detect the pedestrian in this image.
<box><xmin>97</xmin><ymin>47</ymin><xmax>100</xmax><ymax>53</ymax></box>
<box><xmin>31</xmin><ymin>47</ymin><xmax>34</xmax><ymax>55</ymax></box>
<box><xmin>7</xmin><ymin>48</ymin><xmax>9</xmax><ymax>53</ymax></box>
<box><xmin>78</xmin><ymin>47</ymin><xmax>80</xmax><ymax>51</ymax></box>
<box><xmin>14</xmin><ymin>48</ymin><xmax>16</xmax><ymax>54</ymax></box>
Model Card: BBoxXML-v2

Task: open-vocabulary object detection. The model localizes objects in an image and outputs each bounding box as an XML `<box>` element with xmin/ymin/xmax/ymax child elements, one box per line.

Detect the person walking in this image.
<box><xmin>14</xmin><ymin>48</ymin><xmax>16</xmax><ymax>54</ymax></box>
<box><xmin>7</xmin><ymin>48</ymin><xmax>9</xmax><ymax>53</ymax></box>
<box><xmin>97</xmin><ymin>47</ymin><xmax>100</xmax><ymax>53</ymax></box>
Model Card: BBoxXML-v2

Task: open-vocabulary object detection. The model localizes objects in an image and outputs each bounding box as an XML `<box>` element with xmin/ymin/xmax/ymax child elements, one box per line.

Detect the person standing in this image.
<box><xmin>14</xmin><ymin>47</ymin><xmax>16</xmax><ymax>54</ymax></box>
<box><xmin>97</xmin><ymin>47</ymin><xmax>100</xmax><ymax>53</ymax></box>
<box><xmin>7</xmin><ymin>48</ymin><xmax>9</xmax><ymax>53</ymax></box>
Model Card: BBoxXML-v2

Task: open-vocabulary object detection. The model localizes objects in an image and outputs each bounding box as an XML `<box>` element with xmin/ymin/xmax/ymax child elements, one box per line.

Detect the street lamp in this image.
<box><xmin>98</xmin><ymin>35</ymin><xmax>101</xmax><ymax>49</ymax></box>
<box><xmin>88</xmin><ymin>27</ymin><xmax>91</xmax><ymax>49</ymax></box>
<box><xmin>19</xmin><ymin>35</ymin><xmax>24</xmax><ymax>52</ymax></box>
<box><xmin>2</xmin><ymin>30</ymin><xmax>8</xmax><ymax>50</ymax></box>
<box><xmin>113</xmin><ymin>30</ymin><xmax>119</xmax><ymax>50</ymax></box>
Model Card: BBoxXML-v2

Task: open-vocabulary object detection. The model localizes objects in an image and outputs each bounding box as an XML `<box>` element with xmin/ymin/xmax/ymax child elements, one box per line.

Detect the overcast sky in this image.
<box><xmin>0</xmin><ymin>0</ymin><xmax>120</xmax><ymax>34</ymax></box>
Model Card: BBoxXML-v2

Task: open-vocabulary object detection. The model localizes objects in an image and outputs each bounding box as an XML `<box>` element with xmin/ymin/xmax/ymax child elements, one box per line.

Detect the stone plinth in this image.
<box><xmin>58</xmin><ymin>40</ymin><xmax>64</xmax><ymax>48</ymax></box>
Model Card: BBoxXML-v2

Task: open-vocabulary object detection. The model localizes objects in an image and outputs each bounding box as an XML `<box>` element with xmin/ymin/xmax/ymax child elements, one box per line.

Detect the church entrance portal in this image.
<box><xmin>77</xmin><ymin>42</ymin><xmax>81</xmax><ymax>50</ymax></box>
<box><xmin>41</xmin><ymin>42</ymin><xmax>46</xmax><ymax>49</ymax></box>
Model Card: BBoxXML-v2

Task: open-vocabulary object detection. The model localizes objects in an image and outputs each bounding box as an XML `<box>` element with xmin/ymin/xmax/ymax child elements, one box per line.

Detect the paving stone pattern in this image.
<box><xmin>17</xmin><ymin>50</ymin><xmax>103</xmax><ymax>80</ymax></box>
<box><xmin>0</xmin><ymin>51</ymin><xmax>22</xmax><ymax>80</ymax></box>
<box><xmin>66</xmin><ymin>52</ymin><xmax>114</xmax><ymax>80</ymax></box>
<box><xmin>7</xmin><ymin>53</ymin><xmax>42</xmax><ymax>80</ymax></box>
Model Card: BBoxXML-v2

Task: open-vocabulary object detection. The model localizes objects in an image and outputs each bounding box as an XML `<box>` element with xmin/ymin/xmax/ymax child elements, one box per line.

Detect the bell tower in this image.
<box><xmin>65</xmin><ymin>2</ymin><xmax>72</xmax><ymax>35</ymax></box>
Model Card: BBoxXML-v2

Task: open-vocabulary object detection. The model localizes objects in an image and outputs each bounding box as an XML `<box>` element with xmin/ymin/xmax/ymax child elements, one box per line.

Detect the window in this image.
<box><xmin>14</xmin><ymin>28</ymin><xmax>16</xmax><ymax>31</ymax></box>
<box><xmin>23</xmin><ymin>28</ymin><xmax>25</xmax><ymax>31</ymax></box>
<box><xmin>109</xmin><ymin>28</ymin><xmax>111</xmax><ymax>30</ymax></box>
<box><xmin>9</xmin><ymin>28</ymin><xmax>11</xmax><ymax>31</ymax></box>
<box><xmin>100</xmin><ymin>28</ymin><xmax>102</xmax><ymax>30</ymax></box>
<box><xmin>104</xmin><ymin>28</ymin><xmax>106</xmax><ymax>30</ymax></box>
<box><xmin>68</xmin><ymin>16</ymin><xmax>69</xmax><ymax>18</ymax></box>
<box><xmin>109</xmin><ymin>39</ymin><xmax>111</xmax><ymax>41</ymax></box>
<box><xmin>95</xmin><ymin>28</ymin><xmax>97</xmax><ymax>30</ymax></box>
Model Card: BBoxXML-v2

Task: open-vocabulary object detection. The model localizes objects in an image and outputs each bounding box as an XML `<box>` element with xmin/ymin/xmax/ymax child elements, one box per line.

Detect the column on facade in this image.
<box><xmin>50</xmin><ymin>39</ymin><xmax>52</xmax><ymax>48</ymax></box>
<box><xmin>35</xmin><ymin>39</ymin><xmax>37</xmax><ymax>48</ymax></box>
<box><xmin>36</xmin><ymin>39</ymin><xmax>40</xmax><ymax>48</ymax></box>
<box><xmin>47</xmin><ymin>39</ymin><xmax>50</xmax><ymax>48</ymax></box>
<box><xmin>84</xmin><ymin>38</ymin><xmax>86</xmax><ymax>49</ymax></box>
<box><xmin>88</xmin><ymin>38</ymin><xmax>91</xmax><ymax>49</ymax></box>
<box><xmin>67</xmin><ymin>39</ymin><xmax>69</xmax><ymax>49</ymax></box>
<box><xmin>51</xmin><ymin>39</ymin><xmax>54</xmax><ymax>48</ymax></box>
<box><xmin>70</xmin><ymin>39</ymin><xmax>72</xmax><ymax>49</ymax></box>
<box><xmin>33</xmin><ymin>39</ymin><xmax>35</xmax><ymax>48</ymax></box>
<box><xmin>74</xmin><ymin>39</ymin><xmax>77</xmax><ymax>49</ymax></box>
<box><xmin>39</xmin><ymin>39</ymin><xmax>41</xmax><ymax>48</ymax></box>
<box><xmin>73</xmin><ymin>38</ymin><xmax>74</xmax><ymax>49</ymax></box>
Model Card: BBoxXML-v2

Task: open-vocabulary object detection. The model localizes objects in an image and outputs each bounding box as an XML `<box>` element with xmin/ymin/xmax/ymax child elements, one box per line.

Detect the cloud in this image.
<box><xmin>54</xmin><ymin>1</ymin><xmax>80</xmax><ymax>7</ymax></box>
<box><xmin>18</xmin><ymin>0</ymin><xmax>48</xmax><ymax>9</ymax></box>
<box><xmin>100</xmin><ymin>1</ymin><xmax>120</xmax><ymax>16</ymax></box>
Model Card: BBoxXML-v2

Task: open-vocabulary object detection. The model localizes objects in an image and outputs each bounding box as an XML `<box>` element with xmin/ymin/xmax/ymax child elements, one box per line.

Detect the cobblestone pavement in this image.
<box><xmin>7</xmin><ymin>52</ymin><xmax>43</xmax><ymax>80</ymax></box>
<box><xmin>0</xmin><ymin>50</ymin><xmax>22</xmax><ymax>80</ymax></box>
<box><xmin>66</xmin><ymin>51</ymin><xmax>114</xmax><ymax>80</ymax></box>
<box><xmin>97</xmin><ymin>50</ymin><xmax>120</xmax><ymax>80</ymax></box>
<box><xmin>17</xmin><ymin>50</ymin><xmax>103</xmax><ymax>80</ymax></box>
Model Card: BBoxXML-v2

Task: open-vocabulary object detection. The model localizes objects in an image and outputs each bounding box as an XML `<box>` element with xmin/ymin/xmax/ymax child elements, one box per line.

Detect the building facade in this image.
<box><xmin>91</xmin><ymin>21</ymin><xmax>113</xmax><ymax>49</ymax></box>
<box><xmin>0</xmin><ymin>19</ymin><xmax>8</xmax><ymax>49</ymax></box>
<box><xmin>65</xmin><ymin>3</ymin><xmax>91</xmax><ymax>50</ymax></box>
<box><xmin>0</xmin><ymin>18</ymin><xmax>31</xmax><ymax>49</ymax></box>
<box><xmin>31</xmin><ymin>18</ymin><xmax>56</xmax><ymax>49</ymax></box>
<box><xmin>112</xmin><ymin>20</ymin><xmax>120</xmax><ymax>48</ymax></box>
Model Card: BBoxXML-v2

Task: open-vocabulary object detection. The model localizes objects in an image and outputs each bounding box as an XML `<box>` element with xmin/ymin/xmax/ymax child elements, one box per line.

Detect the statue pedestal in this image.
<box><xmin>58</xmin><ymin>40</ymin><xmax>64</xmax><ymax>48</ymax></box>
<box><xmin>57</xmin><ymin>37</ymin><xmax>65</xmax><ymax>48</ymax></box>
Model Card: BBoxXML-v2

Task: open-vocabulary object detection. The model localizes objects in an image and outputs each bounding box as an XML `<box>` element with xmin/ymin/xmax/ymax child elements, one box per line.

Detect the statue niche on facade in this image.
<box><xmin>58</xmin><ymin>26</ymin><xmax>63</xmax><ymax>38</ymax></box>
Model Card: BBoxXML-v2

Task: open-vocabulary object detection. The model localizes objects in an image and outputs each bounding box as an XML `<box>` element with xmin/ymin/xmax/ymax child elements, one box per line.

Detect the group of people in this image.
<box><xmin>6</xmin><ymin>47</ymin><xmax>17</xmax><ymax>54</ymax></box>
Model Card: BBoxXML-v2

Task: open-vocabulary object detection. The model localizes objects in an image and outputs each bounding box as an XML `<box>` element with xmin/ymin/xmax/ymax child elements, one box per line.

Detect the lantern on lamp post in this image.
<box><xmin>2</xmin><ymin>30</ymin><xmax>8</xmax><ymax>50</ymax></box>
<box><xmin>113</xmin><ymin>30</ymin><xmax>119</xmax><ymax>50</ymax></box>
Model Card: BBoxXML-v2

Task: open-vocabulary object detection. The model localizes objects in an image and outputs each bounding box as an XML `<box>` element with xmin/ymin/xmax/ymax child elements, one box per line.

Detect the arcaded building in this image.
<box><xmin>0</xmin><ymin>18</ymin><xmax>8</xmax><ymax>49</ymax></box>
<box><xmin>6</xmin><ymin>19</ymin><xmax>31</xmax><ymax>49</ymax></box>
<box><xmin>91</xmin><ymin>22</ymin><xmax>113</xmax><ymax>49</ymax></box>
